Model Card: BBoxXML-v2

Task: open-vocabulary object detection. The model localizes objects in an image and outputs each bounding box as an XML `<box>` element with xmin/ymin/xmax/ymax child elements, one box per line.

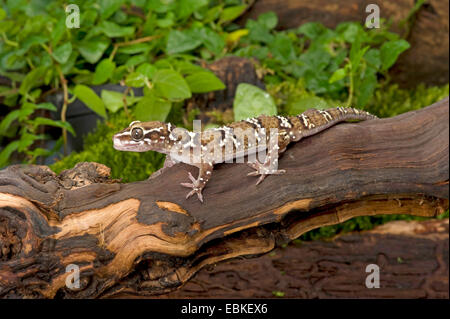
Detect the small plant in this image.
<box><xmin>1</xmin><ymin>0</ymin><xmax>239</xmax><ymax>167</ymax></box>
<box><xmin>235</xmin><ymin>16</ymin><xmax>410</xmax><ymax>109</ymax></box>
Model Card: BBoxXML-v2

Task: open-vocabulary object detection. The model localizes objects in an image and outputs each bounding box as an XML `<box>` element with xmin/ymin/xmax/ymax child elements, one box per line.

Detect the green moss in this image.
<box><xmin>268</xmin><ymin>80</ymin><xmax>449</xmax><ymax>118</ymax></box>
<box><xmin>365</xmin><ymin>83</ymin><xmax>449</xmax><ymax>118</ymax></box>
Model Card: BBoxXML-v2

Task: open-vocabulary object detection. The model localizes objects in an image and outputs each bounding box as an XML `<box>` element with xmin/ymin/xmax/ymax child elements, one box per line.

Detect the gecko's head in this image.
<box><xmin>113</xmin><ymin>120</ymin><xmax>176</xmax><ymax>153</ymax></box>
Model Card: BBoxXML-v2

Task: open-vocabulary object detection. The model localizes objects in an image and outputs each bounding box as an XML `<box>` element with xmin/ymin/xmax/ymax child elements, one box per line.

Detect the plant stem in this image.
<box><xmin>57</xmin><ymin>65</ymin><xmax>69</xmax><ymax>155</ymax></box>
<box><xmin>109</xmin><ymin>35</ymin><xmax>161</xmax><ymax>60</ymax></box>
<box><xmin>346</xmin><ymin>63</ymin><xmax>354</xmax><ymax>107</ymax></box>
<box><xmin>1</xmin><ymin>32</ymin><xmax>18</xmax><ymax>47</ymax></box>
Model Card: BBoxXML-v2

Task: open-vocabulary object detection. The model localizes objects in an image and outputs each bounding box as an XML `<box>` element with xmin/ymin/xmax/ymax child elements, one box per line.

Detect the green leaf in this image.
<box><xmin>117</xmin><ymin>43</ymin><xmax>151</xmax><ymax>54</ymax></box>
<box><xmin>153</xmin><ymin>69</ymin><xmax>191</xmax><ymax>100</ymax></box>
<box><xmin>92</xmin><ymin>59</ymin><xmax>116</xmax><ymax>85</ymax></box>
<box><xmin>233</xmin><ymin>84</ymin><xmax>277</xmax><ymax>121</ymax></box>
<box><xmin>286</xmin><ymin>96</ymin><xmax>329</xmax><ymax>115</ymax></box>
<box><xmin>172</xmin><ymin>60</ymin><xmax>205</xmax><ymax>75</ymax></box>
<box><xmin>19</xmin><ymin>66</ymin><xmax>47</xmax><ymax>95</ymax></box>
<box><xmin>337</xmin><ymin>22</ymin><xmax>364</xmax><ymax>43</ymax></box>
<box><xmin>380</xmin><ymin>39</ymin><xmax>410</xmax><ymax>70</ymax></box>
<box><xmin>329</xmin><ymin>68</ymin><xmax>347</xmax><ymax>83</ymax></box>
<box><xmin>0</xmin><ymin>110</ymin><xmax>21</xmax><ymax>135</ymax></box>
<box><xmin>101</xmin><ymin>90</ymin><xmax>141</xmax><ymax>113</ymax></box>
<box><xmin>0</xmin><ymin>141</ymin><xmax>20</xmax><ymax>168</ymax></box>
<box><xmin>16</xmin><ymin>35</ymin><xmax>49</xmax><ymax>56</ymax></box>
<box><xmin>52</xmin><ymin>42</ymin><xmax>72</xmax><ymax>64</ymax></box>
<box><xmin>258</xmin><ymin>12</ymin><xmax>278</xmax><ymax>29</ymax></box>
<box><xmin>136</xmin><ymin>63</ymin><xmax>157</xmax><ymax>79</ymax></box>
<box><xmin>124</xmin><ymin>54</ymin><xmax>148</xmax><ymax>68</ymax></box>
<box><xmin>0</xmin><ymin>8</ymin><xmax>6</xmax><ymax>20</ymax></box>
<box><xmin>98</xmin><ymin>0</ymin><xmax>125</xmax><ymax>19</ymax></box>
<box><xmin>73</xmin><ymin>85</ymin><xmax>107</xmax><ymax>118</ymax></box>
<box><xmin>246</xmin><ymin>19</ymin><xmax>273</xmax><ymax>43</ymax></box>
<box><xmin>219</xmin><ymin>5</ymin><xmax>247</xmax><ymax>23</ymax></box>
<box><xmin>269</xmin><ymin>33</ymin><xmax>296</xmax><ymax>64</ymax></box>
<box><xmin>356</xmin><ymin>69</ymin><xmax>377</xmax><ymax>107</ymax></box>
<box><xmin>200</xmin><ymin>27</ymin><xmax>225</xmax><ymax>55</ymax></box>
<box><xmin>35</xmin><ymin>102</ymin><xmax>57</xmax><ymax>111</ymax></box>
<box><xmin>100</xmin><ymin>21</ymin><xmax>135</xmax><ymax>38</ymax></box>
<box><xmin>166</xmin><ymin>29</ymin><xmax>203</xmax><ymax>54</ymax></box>
<box><xmin>147</xmin><ymin>0</ymin><xmax>177</xmax><ymax>13</ymax></box>
<box><xmin>77</xmin><ymin>37</ymin><xmax>110</xmax><ymax>64</ymax></box>
<box><xmin>176</xmin><ymin>0</ymin><xmax>208</xmax><ymax>19</ymax></box>
<box><xmin>156</xmin><ymin>11</ymin><xmax>175</xmax><ymax>28</ymax></box>
<box><xmin>51</xmin><ymin>18</ymin><xmax>66</xmax><ymax>47</ymax></box>
<box><xmin>125</xmin><ymin>72</ymin><xmax>147</xmax><ymax>87</ymax></box>
<box><xmin>185</xmin><ymin>72</ymin><xmax>225</xmax><ymax>93</ymax></box>
<box><xmin>364</xmin><ymin>48</ymin><xmax>381</xmax><ymax>69</ymax></box>
<box><xmin>297</xmin><ymin>22</ymin><xmax>326</xmax><ymax>39</ymax></box>
<box><xmin>17</xmin><ymin>133</ymin><xmax>39</xmax><ymax>152</ymax></box>
<box><xmin>61</xmin><ymin>54</ymin><xmax>78</xmax><ymax>76</ymax></box>
<box><xmin>32</xmin><ymin>117</ymin><xmax>76</xmax><ymax>136</ymax></box>
<box><xmin>134</xmin><ymin>93</ymin><xmax>172</xmax><ymax>122</ymax></box>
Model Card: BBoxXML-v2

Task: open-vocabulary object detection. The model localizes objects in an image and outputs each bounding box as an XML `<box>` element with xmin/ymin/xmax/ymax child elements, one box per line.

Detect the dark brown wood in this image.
<box><xmin>149</xmin><ymin>219</ymin><xmax>449</xmax><ymax>299</ymax></box>
<box><xmin>0</xmin><ymin>98</ymin><xmax>448</xmax><ymax>298</ymax></box>
<box><xmin>237</xmin><ymin>0</ymin><xmax>449</xmax><ymax>88</ymax></box>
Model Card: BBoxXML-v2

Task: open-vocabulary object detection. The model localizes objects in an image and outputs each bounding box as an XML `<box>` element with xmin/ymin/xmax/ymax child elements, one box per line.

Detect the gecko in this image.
<box><xmin>113</xmin><ymin>107</ymin><xmax>377</xmax><ymax>203</ymax></box>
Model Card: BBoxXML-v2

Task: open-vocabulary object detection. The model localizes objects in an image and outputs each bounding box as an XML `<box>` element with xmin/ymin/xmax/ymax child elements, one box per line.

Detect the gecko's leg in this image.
<box><xmin>180</xmin><ymin>163</ymin><xmax>214</xmax><ymax>203</ymax></box>
<box><xmin>247</xmin><ymin>142</ymin><xmax>286</xmax><ymax>185</ymax></box>
<box><xmin>148</xmin><ymin>155</ymin><xmax>178</xmax><ymax>180</ymax></box>
<box><xmin>163</xmin><ymin>156</ymin><xmax>177</xmax><ymax>169</ymax></box>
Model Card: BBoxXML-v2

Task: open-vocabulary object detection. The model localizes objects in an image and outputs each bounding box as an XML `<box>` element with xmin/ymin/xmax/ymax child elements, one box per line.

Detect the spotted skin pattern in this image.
<box><xmin>113</xmin><ymin>107</ymin><xmax>377</xmax><ymax>202</ymax></box>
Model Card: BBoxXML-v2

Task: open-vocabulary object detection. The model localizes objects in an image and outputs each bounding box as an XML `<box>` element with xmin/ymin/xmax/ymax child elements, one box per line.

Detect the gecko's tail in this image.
<box><xmin>329</xmin><ymin>106</ymin><xmax>378</xmax><ymax>121</ymax></box>
<box><xmin>288</xmin><ymin>107</ymin><xmax>378</xmax><ymax>140</ymax></box>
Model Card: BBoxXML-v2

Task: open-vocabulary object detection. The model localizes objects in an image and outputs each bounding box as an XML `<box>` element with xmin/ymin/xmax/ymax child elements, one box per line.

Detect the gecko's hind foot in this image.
<box><xmin>247</xmin><ymin>162</ymin><xmax>286</xmax><ymax>185</ymax></box>
<box><xmin>180</xmin><ymin>172</ymin><xmax>204</xmax><ymax>202</ymax></box>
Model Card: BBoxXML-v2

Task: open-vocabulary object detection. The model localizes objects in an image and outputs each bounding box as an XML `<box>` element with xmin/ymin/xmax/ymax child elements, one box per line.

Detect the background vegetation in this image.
<box><xmin>1</xmin><ymin>0</ymin><xmax>448</xmax><ymax>240</ymax></box>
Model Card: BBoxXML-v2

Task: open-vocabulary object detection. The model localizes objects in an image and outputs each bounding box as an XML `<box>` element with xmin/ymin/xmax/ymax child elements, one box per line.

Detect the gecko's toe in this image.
<box><xmin>197</xmin><ymin>192</ymin><xmax>204</xmax><ymax>203</ymax></box>
<box><xmin>187</xmin><ymin>172</ymin><xmax>197</xmax><ymax>184</ymax></box>
<box><xmin>180</xmin><ymin>182</ymin><xmax>194</xmax><ymax>188</ymax></box>
<box><xmin>247</xmin><ymin>171</ymin><xmax>260</xmax><ymax>177</ymax></box>
<box><xmin>184</xmin><ymin>187</ymin><xmax>204</xmax><ymax>203</ymax></box>
<box><xmin>255</xmin><ymin>174</ymin><xmax>267</xmax><ymax>185</ymax></box>
<box><xmin>185</xmin><ymin>189</ymin><xmax>196</xmax><ymax>199</ymax></box>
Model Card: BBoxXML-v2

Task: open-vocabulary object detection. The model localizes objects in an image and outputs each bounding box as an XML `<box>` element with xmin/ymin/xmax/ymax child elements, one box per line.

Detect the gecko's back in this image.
<box><xmin>199</xmin><ymin>107</ymin><xmax>377</xmax><ymax>164</ymax></box>
<box><xmin>113</xmin><ymin>106</ymin><xmax>377</xmax><ymax>202</ymax></box>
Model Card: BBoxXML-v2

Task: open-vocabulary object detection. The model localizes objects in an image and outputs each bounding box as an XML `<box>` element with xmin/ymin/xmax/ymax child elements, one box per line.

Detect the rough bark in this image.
<box><xmin>237</xmin><ymin>0</ymin><xmax>449</xmax><ymax>88</ymax></box>
<box><xmin>0</xmin><ymin>98</ymin><xmax>448</xmax><ymax>299</ymax></box>
<box><xmin>150</xmin><ymin>219</ymin><xmax>449</xmax><ymax>299</ymax></box>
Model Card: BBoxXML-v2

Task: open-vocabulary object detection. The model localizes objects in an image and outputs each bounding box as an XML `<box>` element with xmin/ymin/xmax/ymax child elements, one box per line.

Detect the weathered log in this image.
<box><xmin>151</xmin><ymin>219</ymin><xmax>449</xmax><ymax>299</ymax></box>
<box><xmin>0</xmin><ymin>98</ymin><xmax>448</xmax><ymax>298</ymax></box>
<box><xmin>237</xmin><ymin>0</ymin><xmax>449</xmax><ymax>88</ymax></box>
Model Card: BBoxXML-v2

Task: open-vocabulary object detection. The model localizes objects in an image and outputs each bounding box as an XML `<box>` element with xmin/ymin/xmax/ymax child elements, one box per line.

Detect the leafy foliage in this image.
<box><xmin>235</xmin><ymin>19</ymin><xmax>410</xmax><ymax>108</ymax></box>
<box><xmin>1</xmin><ymin>0</ymin><xmax>232</xmax><ymax>167</ymax></box>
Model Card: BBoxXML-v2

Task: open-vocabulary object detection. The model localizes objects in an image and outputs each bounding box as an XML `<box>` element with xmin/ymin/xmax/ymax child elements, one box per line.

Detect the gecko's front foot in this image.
<box><xmin>180</xmin><ymin>172</ymin><xmax>205</xmax><ymax>203</ymax></box>
<box><xmin>247</xmin><ymin>161</ymin><xmax>286</xmax><ymax>185</ymax></box>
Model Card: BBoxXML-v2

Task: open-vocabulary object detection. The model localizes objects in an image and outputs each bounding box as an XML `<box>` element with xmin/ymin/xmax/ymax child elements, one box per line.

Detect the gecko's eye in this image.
<box><xmin>131</xmin><ymin>127</ymin><xmax>144</xmax><ymax>141</ymax></box>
